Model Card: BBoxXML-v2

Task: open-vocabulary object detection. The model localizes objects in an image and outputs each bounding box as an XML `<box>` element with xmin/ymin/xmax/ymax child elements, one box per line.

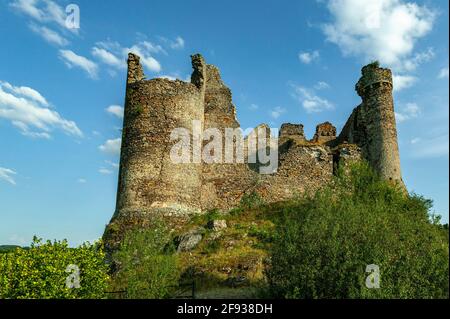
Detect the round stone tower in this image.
<box><xmin>356</xmin><ymin>63</ymin><xmax>404</xmax><ymax>187</ymax></box>
<box><xmin>114</xmin><ymin>53</ymin><xmax>206</xmax><ymax>218</ymax></box>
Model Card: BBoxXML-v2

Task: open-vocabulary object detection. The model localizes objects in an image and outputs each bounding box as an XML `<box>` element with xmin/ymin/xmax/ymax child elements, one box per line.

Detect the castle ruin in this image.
<box><xmin>104</xmin><ymin>53</ymin><xmax>405</xmax><ymax>245</ymax></box>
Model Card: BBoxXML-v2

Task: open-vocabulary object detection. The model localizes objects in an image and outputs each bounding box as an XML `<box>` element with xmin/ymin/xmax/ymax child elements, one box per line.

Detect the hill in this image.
<box><xmin>0</xmin><ymin>245</ymin><xmax>22</xmax><ymax>254</ymax></box>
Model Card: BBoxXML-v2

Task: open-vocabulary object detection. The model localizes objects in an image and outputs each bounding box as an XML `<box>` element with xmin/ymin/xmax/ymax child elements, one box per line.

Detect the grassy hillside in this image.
<box><xmin>168</xmin><ymin>162</ymin><xmax>449</xmax><ymax>299</ymax></box>
<box><xmin>2</xmin><ymin>163</ymin><xmax>448</xmax><ymax>299</ymax></box>
<box><xmin>176</xmin><ymin>206</ymin><xmax>277</xmax><ymax>298</ymax></box>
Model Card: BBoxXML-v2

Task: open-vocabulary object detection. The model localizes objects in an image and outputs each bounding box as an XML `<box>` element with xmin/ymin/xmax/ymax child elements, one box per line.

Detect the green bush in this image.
<box><xmin>249</xmin><ymin>223</ymin><xmax>275</xmax><ymax>244</ymax></box>
<box><xmin>111</xmin><ymin>221</ymin><xmax>180</xmax><ymax>299</ymax></box>
<box><xmin>0</xmin><ymin>237</ymin><xmax>109</xmax><ymax>299</ymax></box>
<box><xmin>266</xmin><ymin>162</ymin><xmax>449</xmax><ymax>299</ymax></box>
<box><xmin>230</xmin><ymin>192</ymin><xmax>264</xmax><ymax>216</ymax></box>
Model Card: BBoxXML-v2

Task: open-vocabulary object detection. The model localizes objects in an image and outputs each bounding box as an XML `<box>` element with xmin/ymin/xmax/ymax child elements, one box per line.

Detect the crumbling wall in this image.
<box><xmin>201</xmin><ymin>64</ymin><xmax>260</xmax><ymax>211</ymax></box>
<box><xmin>258</xmin><ymin>142</ymin><xmax>334</xmax><ymax>202</ymax></box>
<box><xmin>312</xmin><ymin>122</ymin><xmax>337</xmax><ymax>144</ymax></box>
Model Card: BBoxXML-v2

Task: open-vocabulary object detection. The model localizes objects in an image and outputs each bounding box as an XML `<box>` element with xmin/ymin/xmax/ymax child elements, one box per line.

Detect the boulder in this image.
<box><xmin>207</xmin><ymin>220</ymin><xmax>227</xmax><ymax>232</ymax></box>
<box><xmin>176</xmin><ymin>227</ymin><xmax>204</xmax><ymax>252</ymax></box>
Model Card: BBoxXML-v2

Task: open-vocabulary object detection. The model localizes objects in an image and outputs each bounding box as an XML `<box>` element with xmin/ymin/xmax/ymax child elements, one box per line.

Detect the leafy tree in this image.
<box><xmin>0</xmin><ymin>237</ymin><xmax>109</xmax><ymax>299</ymax></box>
<box><xmin>111</xmin><ymin>220</ymin><xmax>180</xmax><ymax>299</ymax></box>
<box><xmin>266</xmin><ymin>162</ymin><xmax>449</xmax><ymax>299</ymax></box>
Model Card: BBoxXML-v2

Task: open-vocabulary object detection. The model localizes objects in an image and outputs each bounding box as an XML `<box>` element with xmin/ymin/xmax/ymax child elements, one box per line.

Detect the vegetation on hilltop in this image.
<box><xmin>0</xmin><ymin>237</ymin><xmax>109</xmax><ymax>299</ymax></box>
<box><xmin>110</xmin><ymin>221</ymin><xmax>180</xmax><ymax>299</ymax></box>
<box><xmin>265</xmin><ymin>162</ymin><xmax>449</xmax><ymax>299</ymax></box>
<box><xmin>0</xmin><ymin>162</ymin><xmax>448</xmax><ymax>299</ymax></box>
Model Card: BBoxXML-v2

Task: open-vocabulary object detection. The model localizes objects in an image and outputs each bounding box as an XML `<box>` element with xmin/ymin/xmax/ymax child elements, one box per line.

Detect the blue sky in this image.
<box><xmin>0</xmin><ymin>0</ymin><xmax>448</xmax><ymax>246</ymax></box>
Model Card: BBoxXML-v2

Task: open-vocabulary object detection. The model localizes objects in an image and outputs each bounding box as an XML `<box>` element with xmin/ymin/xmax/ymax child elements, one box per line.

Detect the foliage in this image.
<box><xmin>0</xmin><ymin>237</ymin><xmax>109</xmax><ymax>299</ymax></box>
<box><xmin>0</xmin><ymin>245</ymin><xmax>23</xmax><ymax>254</ymax></box>
<box><xmin>248</xmin><ymin>222</ymin><xmax>276</xmax><ymax>244</ymax></box>
<box><xmin>191</xmin><ymin>209</ymin><xmax>225</xmax><ymax>226</ymax></box>
<box><xmin>240</xmin><ymin>192</ymin><xmax>264</xmax><ymax>210</ymax></box>
<box><xmin>133</xmin><ymin>103</ymin><xmax>144</xmax><ymax>116</ymax></box>
<box><xmin>266</xmin><ymin>162</ymin><xmax>449</xmax><ymax>299</ymax></box>
<box><xmin>111</xmin><ymin>221</ymin><xmax>180</xmax><ymax>299</ymax></box>
<box><xmin>203</xmin><ymin>240</ymin><xmax>221</xmax><ymax>254</ymax></box>
<box><xmin>368</xmin><ymin>60</ymin><xmax>380</xmax><ymax>68</ymax></box>
<box><xmin>230</xmin><ymin>192</ymin><xmax>265</xmax><ymax>216</ymax></box>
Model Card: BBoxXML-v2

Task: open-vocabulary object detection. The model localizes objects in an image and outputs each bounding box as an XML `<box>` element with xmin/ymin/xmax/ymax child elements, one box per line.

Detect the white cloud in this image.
<box><xmin>314</xmin><ymin>81</ymin><xmax>330</xmax><ymax>90</ymax></box>
<box><xmin>156</xmin><ymin>73</ymin><xmax>190</xmax><ymax>82</ymax></box>
<box><xmin>141</xmin><ymin>41</ymin><xmax>167</xmax><ymax>55</ymax></box>
<box><xmin>105</xmin><ymin>160</ymin><xmax>120</xmax><ymax>169</ymax></box>
<box><xmin>29</xmin><ymin>24</ymin><xmax>68</xmax><ymax>46</ymax></box>
<box><xmin>438</xmin><ymin>67</ymin><xmax>449</xmax><ymax>79</ymax></box>
<box><xmin>106</xmin><ymin>105</ymin><xmax>124</xmax><ymax>119</ymax></box>
<box><xmin>291</xmin><ymin>85</ymin><xmax>334</xmax><ymax>113</ymax></box>
<box><xmin>393</xmin><ymin>74</ymin><xmax>418</xmax><ymax>91</ymax></box>
<box><xmin>395</xmin><ymin>102</ymin><xmax>421</xmax><ymax>123</ymax></box>
<box><xmin>92</xmin><ymin>47</ymin><xmax>125</xmax><ymax>69</ymax></box>
<box><xmin>299</xmin><ymin>50</ymin><xmax>320</xmax><ymax>64</ymax></box>
<box><xmin>0</xmin><ymin>81</ymin><xmax>49</xmax><ymax>107</ymax></box>
<box><xmin>170</xmin><ymin>36</ymin><xmax>185</xmax><ymax>50</ymax></box>
<box><xmin>270</xmin><ymin>107</ymin><xmax>286</xmax><ymax>119</ymax></box>
<box><xmin>322</xmin><ymin>0</ymin><xmax>435</xmax><ymax>70</ymax></box>
<box><xmin>126</xmin><ymin>45</ymin><xmax>161</xmax><ymax>72</ymax></box>
<box><xmin>10</xmin><ymin>0</ymin><xmax>44</xmax><ymax>20</ymax></box>
<box><xmin>157</xmin><ymin>75</ymin><xmax>177</xmax><ymax>81</ymax></box>
<box><xmin>14</xmin><ymin>0</ymin><xmax>66</xmax><ymax>28</ymax></box>
<box><xmin>59</xmin><ymin>50</ymin><xmax>99</xmax><ymax>79</ymax></box>
<box><xmin>11</xmin><ymin>0</ymin><xmax>77</xmax><ymax>33</ymax></box>
<box><xmin>42</xmin><ymin>0</ymin><xmax>68</xmax><ymax>30</ymax></box>
<box><xmin>410</xmin><ymin>137</ymin><xmax>421</xmax><ymax>144</ymax></box>
<box><xmin>249</xmin><ymin>104</ymin><xmax>259</xmax><ymax>111</ymax></box>
<box><xmin>0</xmin><ymin>167</ymin><xmax>17</xmax><ymax>185</ymax></box>
<box><xmin>93</xmin><ymin>40</ymin><xmax>162</xmax><ymax>73</ymax></box>
<box><xmin>98</xmin><ymin>168</ymin><xmax>113</xmax><ymax>175</ymax></box>
<box><xmin>402</xmin><ymin>47</ymin><xmax>435</xmax><ymax>72</ymax></box>
<box><xmin>410</xmin><ymin>134</ymin><xmax>449</xmax><ymax>158</ymax></box>
<box><xmin>77</xmin><ymin>178</ymin><xmax>87</xmax><ymax>184</ymax></box>
<box><xmin>99</xmin><ymin>138</ymin><xmax>121</xmax><ymax>155</ymax></box>
<box><xmin>158</xmin><ymin>36</ymin><xmax>186</xmax><ymax>50</ymax></box>
<box><xmin>0</xmin><ymin>81</ymin><xmax>82</xmax><ymax>138</ymax></box>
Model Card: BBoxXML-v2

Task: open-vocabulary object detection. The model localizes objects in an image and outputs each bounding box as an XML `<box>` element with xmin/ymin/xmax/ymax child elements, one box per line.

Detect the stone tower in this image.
<box><xmin>339</xmin><ymin>62</ymin><xmax>404</xmax><ymax>187</ymax></box>
<box><xmin>115</xmin><ymin>53</ymin><xmax>207</xmax><ymax>219</ymax></box>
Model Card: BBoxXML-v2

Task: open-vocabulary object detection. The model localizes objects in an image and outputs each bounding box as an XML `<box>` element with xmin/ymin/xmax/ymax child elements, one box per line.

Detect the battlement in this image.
<box><xmin>312</xmin><ymin>122</ymin><xmax>337</xmax><ymax>144</ymax></box>
<box><xmin>106</xmin><ymin>56</ymin><xmax>405</xmax><ymax>244</ymax></box>
<box><xmin>356</xmin><ymin>62</ymin><xmax>393</xmax><ymax>97</ymax></box>
<box><xmin>280</xmin><ymin>123</ymin><xmax>305</xmax><ymax>139</ymax></box>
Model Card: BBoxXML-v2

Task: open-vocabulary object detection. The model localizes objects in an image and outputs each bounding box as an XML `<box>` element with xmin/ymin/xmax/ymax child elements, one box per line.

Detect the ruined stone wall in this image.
<box><xmin>110</xmin><ymin>55</ymin><xmax>404</xmax><ymax>232</ymax></box>
<box><xmin>200</xmin><ymin>62</ymin><xmax>255</xmax><ymax>211</ymax></box>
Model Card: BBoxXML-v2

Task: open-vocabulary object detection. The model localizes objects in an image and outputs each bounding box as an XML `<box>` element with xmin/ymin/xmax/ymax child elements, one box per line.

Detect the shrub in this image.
<box><xmin>248</xmin><ymin>223</ymin><xmax>275</xmax><ymax>244</ymax></box>
<box><xmin>230</xmin><ymin>192</ymin><xmax>264</xmax><ymax>216</ymax></box>
<box><xmin>266</xmin><ymin>162</ymin><xmax>449</xmax><ymax>299</ymax></box>
<box><xmin>0</xmin><ymin>237</ymin><xmax>109</xmax><ymax>299</ymax></box>
<box><xmin>111</xmin><ymin>221</ymin><xmax>180</xmax><ymax>299</ymax></box>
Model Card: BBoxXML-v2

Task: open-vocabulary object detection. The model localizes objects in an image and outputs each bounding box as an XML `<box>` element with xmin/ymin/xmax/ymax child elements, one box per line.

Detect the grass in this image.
<box><xmin>175</xmin><ymin>202</ymin><xmax>279</xmax><ymax>295</ymax></box>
